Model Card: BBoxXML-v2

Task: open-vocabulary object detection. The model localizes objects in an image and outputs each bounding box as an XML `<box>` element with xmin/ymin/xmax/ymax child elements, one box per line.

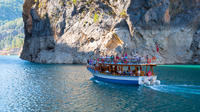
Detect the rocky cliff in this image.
<box><xmin>20</xmin><ymin>0</ymin><xmax>200</xmax><ymax>64</ymax></box>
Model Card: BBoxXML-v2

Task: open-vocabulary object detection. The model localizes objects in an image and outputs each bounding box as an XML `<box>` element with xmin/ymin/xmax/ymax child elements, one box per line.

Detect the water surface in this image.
<box><xmin>0</xmin><ymin>56</ymin><xmax>200</xmax><ymax>112</ymax></box>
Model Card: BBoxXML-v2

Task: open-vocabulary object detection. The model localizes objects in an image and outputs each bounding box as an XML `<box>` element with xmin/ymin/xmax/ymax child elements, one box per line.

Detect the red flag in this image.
<box><xmin>156</xmin><ymin>44</ymin><xmax>159</xmax><ymax>52</ymax></box>
<box><xmin>125</xmin><ymin>53</ymin><xmax>127</xmax><ymax>57</ymax></box>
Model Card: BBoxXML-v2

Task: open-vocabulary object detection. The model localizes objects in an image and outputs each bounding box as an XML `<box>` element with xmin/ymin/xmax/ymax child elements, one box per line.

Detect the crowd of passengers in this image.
<box><xmin>87</xmin><ymin>53</ymin><xmax>156</xmax><ymax>66</ymax></box>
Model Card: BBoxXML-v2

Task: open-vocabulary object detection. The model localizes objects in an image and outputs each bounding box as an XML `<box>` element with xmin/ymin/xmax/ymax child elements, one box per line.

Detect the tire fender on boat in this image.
<box><xmin>145</xmin><ymin>80</ymin><xmax>151</xmax><ymax>85</ymax></box>
<box><xmin>155</xmin><ymin>80</ymin><xmax>161</xmax><ymax>85</ymax></box>
<box><xmin>138</xmin><ymin>77</ymin><xmax>144</xmax><ymax>85</ymax></box>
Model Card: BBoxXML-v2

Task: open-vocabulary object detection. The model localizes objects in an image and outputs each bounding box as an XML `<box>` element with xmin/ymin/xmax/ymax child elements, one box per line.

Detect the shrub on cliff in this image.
<box><xmin>93</xmin><ymin>13</ymin><xmax>99</xmax><ymax>23</ymax></box>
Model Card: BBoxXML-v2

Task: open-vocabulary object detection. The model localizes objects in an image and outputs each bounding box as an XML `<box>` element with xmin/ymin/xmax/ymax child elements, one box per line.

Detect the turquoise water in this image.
<box><xmin>0</xmin><ymin>56</ymin><xmax>200</xmax><ymax>112</ymax></box>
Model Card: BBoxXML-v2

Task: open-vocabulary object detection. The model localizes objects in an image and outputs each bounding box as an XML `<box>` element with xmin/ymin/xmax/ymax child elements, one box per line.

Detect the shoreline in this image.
<box><xmin>1</xmin><ymin>55</ymin><xmax>200</xmax><ymax>65</ymax></box>
<box><xmin>0</xmin><ymin>54</ymin><xmax>200</xmax><ymax>66</ymax></box>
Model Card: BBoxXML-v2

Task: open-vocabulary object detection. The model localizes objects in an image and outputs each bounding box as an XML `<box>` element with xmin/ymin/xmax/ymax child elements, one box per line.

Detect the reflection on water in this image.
<box><xmin>0</xmin><ymin>56</ymin><xmax>200</xmax><ymax>112</ymax></box>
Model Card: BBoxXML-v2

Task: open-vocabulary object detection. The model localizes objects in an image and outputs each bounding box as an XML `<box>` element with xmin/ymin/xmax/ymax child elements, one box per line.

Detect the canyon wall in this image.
<box><xmin>20</xmin><ymin>0</ymin><xmax>200</xmax><ymax>64</ymax></box>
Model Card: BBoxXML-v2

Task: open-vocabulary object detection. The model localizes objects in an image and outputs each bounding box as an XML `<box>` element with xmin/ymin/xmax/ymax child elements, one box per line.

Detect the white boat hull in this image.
<box><xmin>88</xmin><ymin>68</ymin><xmax>158</xmax><ymax>85</ymax></box>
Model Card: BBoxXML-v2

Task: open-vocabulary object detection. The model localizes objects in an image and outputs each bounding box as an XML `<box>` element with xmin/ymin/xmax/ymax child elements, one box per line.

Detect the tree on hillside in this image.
<box><xmin>0</xmin><ymin>0</ymin><xmax>24</xmax><ymax>25</ymax></box>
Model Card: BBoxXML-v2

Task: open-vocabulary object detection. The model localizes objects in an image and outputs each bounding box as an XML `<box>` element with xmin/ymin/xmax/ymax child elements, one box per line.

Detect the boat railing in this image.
<box><xmin>88</xmin><ymin>65</ymin><xmax>155</xmax><ymax>76</ymax></box>
<box><xmin>88</xmin><ymin>56</ymin><xmax>157</xmax><ymax>66</ymax></box>
<box><xmin>89</xmin><ymin>61</ymin><xmax>156</xmax><ymax>65</ymax></box>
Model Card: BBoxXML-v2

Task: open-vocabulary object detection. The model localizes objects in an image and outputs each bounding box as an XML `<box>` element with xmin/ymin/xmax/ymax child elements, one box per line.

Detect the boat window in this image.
<box><xmin>123</xmin><ymin>66</ymin><xmax>128</xmax><ymax>71</ymax></box>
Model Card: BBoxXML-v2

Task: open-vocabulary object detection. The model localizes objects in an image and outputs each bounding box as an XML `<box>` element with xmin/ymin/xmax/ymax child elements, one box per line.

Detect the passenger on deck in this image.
<box><xmin>126</xmin><ymin>70</ymin><xmax>130</xmax><ymax>76</ymax></box>
<box><xmin>138</xmin><ymin>57</ymin><xmax>141</xmax><ymax>64</ymax></box>
<box><xmin>146</xmin><ymin>55</ymin><xmax>149</xmax><ymax>64</ymax></box>
<box><xmin>132</xmin><ymin>70</ymin><xmax>136</xmax><ymax>76</ymax></box>
<box><xmin>125</xmin><ymin>53</ymin><xmax>128</xmax><ymax>58</ymax></box>
<box><xmin>130</xmin><ymin>71</ymin><xmax>133</xmax><ymax>76</ymax></box>
<box><xmin>123</xmin><ymin>71</ymin><xmax>126</xmax><ymax>75</ymax></box>
<box><xmin>111</xmin><ymin>55</ymin><xmax>114</xmax><ymax>62</ymax></box>
<box><xmin>118</xmin><ymin>70</ymin><xmax>122</xmax><ymax>75</ymax></box>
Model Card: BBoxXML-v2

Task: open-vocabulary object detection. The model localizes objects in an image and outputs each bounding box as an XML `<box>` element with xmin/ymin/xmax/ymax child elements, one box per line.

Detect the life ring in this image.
<box><xmin>147</xmin><ymin>71</ymin><xmax>152</xmax><ymax>76</ymax></box>
<box><xmin>147</xmin><ymin>59</ymin><xmax>151</xmax><ymax>64</ymax></box>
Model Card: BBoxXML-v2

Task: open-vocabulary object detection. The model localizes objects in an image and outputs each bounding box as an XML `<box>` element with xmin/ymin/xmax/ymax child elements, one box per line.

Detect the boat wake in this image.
<box><xmin>148</xmin><ymin>84</ymin><xmax>200</xmax><ymax>95</ymax></box>
<box><xmin>91</xmin><ymin>77</ymin><xmax>200</xmax><ymax>95</ymax></box>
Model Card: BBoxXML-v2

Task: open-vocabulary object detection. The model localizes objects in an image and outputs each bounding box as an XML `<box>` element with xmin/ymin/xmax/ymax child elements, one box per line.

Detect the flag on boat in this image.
<box><xmin>156</xmin><ymin>44</ymin><xmax>159</xmax><ymax>52</ymax></box>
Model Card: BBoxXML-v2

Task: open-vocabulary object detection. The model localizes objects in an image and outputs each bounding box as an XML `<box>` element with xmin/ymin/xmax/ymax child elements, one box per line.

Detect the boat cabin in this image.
<box><xmin>92</xmin><ymin>63</ymin><xmax>156</xmax><ymax>76</ymax></box>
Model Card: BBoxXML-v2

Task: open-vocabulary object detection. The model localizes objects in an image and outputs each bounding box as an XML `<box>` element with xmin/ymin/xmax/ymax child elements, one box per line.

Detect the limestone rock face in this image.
<box><xmin>20</xmin><ymin>0</ymin><xmax>200</xmax><ymax>64</ymax></box>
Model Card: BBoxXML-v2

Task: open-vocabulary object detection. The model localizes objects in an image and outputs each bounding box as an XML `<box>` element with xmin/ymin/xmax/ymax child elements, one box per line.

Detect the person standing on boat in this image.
<box><xmin>125</xmin><ymin>52</ymin><xmax>128</xmax><ymax>58</ymax></box>
<box><xmin>146</xmin><ymin>55</ymin><xmax>149</xmax><ymax>64</ymax></box>
<box><xmin>138</xmin><ymin>56</ymin><xmax>141</xmax><ymax>64</ymax></box>
<box><xmin>110</xmin><ymin>55</ymin><xmax>114</xmax><ymax>63</ymax></box>
<box><xmin>116</xmin><ymin>55</ymin><xmax>119</xmax><ymax>60</ymax></box>
<box><xmin>90</xmin><ymin>59</ymin><xmax>93</xmax><ymax>65</ymax></box>
<box><xmin>135</xmin><ymin>52</ymin><xmax>139</xmax><ymax>64</ymax></box>
<box><xmin>93</xmin><ymin>58</ymin><xmax>96</xmax><ymax>65</ymax></box>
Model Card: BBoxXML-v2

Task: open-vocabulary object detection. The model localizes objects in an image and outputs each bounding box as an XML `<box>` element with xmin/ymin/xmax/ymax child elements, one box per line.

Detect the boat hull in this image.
<box><xmin>93</xmin><ymin>74</ymin><xmax>139</xmax><ymax>85</ymax></box>
<box><xmin>87</xmin><ymin>67</ymin><xmax>158</xmax><ymax>85</ymax></box>
<box><xmin>92</xmin><ymin>72</ymin><xmax>157</xmax><ymax>85</ymax></box>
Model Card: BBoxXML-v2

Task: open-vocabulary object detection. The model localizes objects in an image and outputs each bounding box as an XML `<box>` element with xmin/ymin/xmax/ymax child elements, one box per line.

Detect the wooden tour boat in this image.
<box><xmin>87</xmin><ymin>56</ymin><xmax>161</xmax><ymax>85</ymax></box>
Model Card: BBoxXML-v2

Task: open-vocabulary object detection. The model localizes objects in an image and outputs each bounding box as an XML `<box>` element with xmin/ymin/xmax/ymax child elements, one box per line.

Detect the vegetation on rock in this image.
<box><xmin>93</xmin><ymin>13</ymin><xmax>99</xmax><ymax>23</ymax></box>
<box><xmin>0</xmin><ymin>0</ymin><xmax>23</xmax><ymax>25</ymax></box>
<box><xmin>0</xmin><ymin>0</ymin><xmax>24</xmax><ymax>53</ymax></box>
